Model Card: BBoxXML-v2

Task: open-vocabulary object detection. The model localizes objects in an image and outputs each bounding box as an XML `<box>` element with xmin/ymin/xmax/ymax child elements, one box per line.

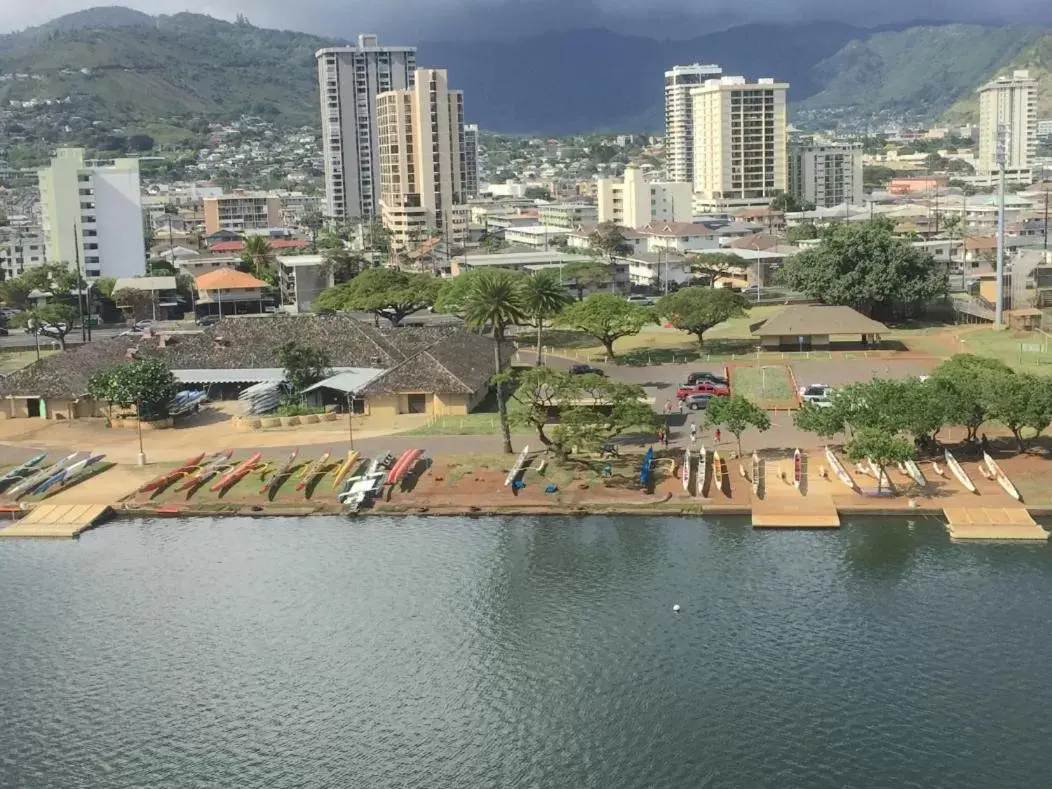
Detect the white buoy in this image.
<box><xmin>672</xmin><ymin>604</ymin><xmax>681</xmax><ymax>613</ymax></box>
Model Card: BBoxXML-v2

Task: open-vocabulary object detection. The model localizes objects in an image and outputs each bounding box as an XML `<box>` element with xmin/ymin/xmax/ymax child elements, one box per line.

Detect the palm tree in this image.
<box><xmin>522</xmin><ymin>270</ymin><xmax>571</xmax><ymax>365</ymax></box>
<box><xmin>241</xmin><ymin>235</ymin><xmax>276</xmax><ymax>280</ymax></box>
<box><xmin>462</xmin><ymin>269</ymin><xmax>527</xmax><ymax>454</ymax></box>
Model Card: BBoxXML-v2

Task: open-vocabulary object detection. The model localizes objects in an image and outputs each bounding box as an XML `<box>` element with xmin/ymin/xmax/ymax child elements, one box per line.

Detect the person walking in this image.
<box><xmin>678</xmin><ymin>398</ymin><xmax>685</xmax><ymax>415</ymax></box>
<box><xmin>689</xmin><ymin>423</ymin><xmax>697</xmax><ymax>444</ymax></box>
<box><xmin>714</xmin><ymin>428</ymin><xmax>722</xmax><ymax>444</ymax></box>
<box><xmin>664</xmin><ymin>399</ymin><xmax>672</xmax><ymax>416</ymax></box>
<box><xmin>657</xmin><ymin>427</ymin><xmax>666</xmax><ymax>445</ymax></box>
<box><xmin>662</xmin><ymin>428</ymin><xmax>670</xmax><ymax>448</ymax></box>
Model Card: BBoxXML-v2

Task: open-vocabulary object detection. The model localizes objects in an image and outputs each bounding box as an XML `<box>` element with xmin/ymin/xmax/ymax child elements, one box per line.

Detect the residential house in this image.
<box><xmin>277</xmin><ymin>255</ymin><xmax>334</xmax><ymax>313</ymax></box>
<box><xmin>194</xmin><ymin>268</ymin><xmax>271</xmax><ymax>317</ymax></box>
<box><xmin>112</xmin><ymin>276</ymin><xmax>182</xmax><ymax>321</ymax></box>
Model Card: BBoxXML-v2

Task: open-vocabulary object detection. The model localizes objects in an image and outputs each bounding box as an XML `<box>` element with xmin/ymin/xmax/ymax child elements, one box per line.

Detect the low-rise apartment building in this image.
<box><xmin>537</xmin><ymin>202</ymin><xmax>598</xmax><ymax>229</ymax></box>
<box><xmin>597</xmin><ymin>166</ymin><xmax>691</xmax><ymax>229</ymax></box>
<box><xmin>278</xmin><ymin>255</ymin><xmax>334</xmax><ymax>313</ymax></box>
<box><xmin>203</xmin><ymin>193</ymin><xmax>282</xmax><ymax>235</ymax></box>
<box><xmin>0</xmin><ymin>225</ymin><xmax>46</xmax><ymax>279</ymax></box>
<box><xmin>194</xmin><ymin>268</ymin><xmax>272</xmax><ymax>317</ymax></box>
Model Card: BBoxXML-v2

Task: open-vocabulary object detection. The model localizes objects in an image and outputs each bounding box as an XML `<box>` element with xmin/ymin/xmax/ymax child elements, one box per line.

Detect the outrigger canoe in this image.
<box><xmin>210</xmin><ymin>452</ymin><xmax>263</xmax><ymax>493</ymax></box>
<box><xmin>260</xmin><ymin>449</ymin><xmax>298</xmax><ymax>496</ymax></box>
<box><xmin>824</xmin><ymin>446</ymin><xmax>860</xmax><ymax>492</ymax></box>
<box><xmin>34</xmin><ymin>455</ymin><xmax>104</xmax><ymax>497</ymax></box>
<box><xmin>38</xmin><ymin>455</ymin><xmax>106</xmax><ymax>499</ymax></box>
<box><xmin>682</xmin><ymin>447</ymin><xmax>692</xmax><ymax>493</ymax></box>
<box><xmin>712</xmin><ymin>450</ymin><xmax>724</xmax><ymax>493</ymax></box>
<box><xmin>0</xmin><ymin>452</ymin><xmax>46</xmax><ymax>490</ymax></box>
<box><xmin>138</xmin><ymin>452</ymin><xmax>206</xmax><ymax>494</ymax></box>
<box><xmin>866</xmin><ymin>457</ymin><xmax>893</xmax><ymax>492</ymax></box>
<box><xmin>296</xmin><ymin>450</ymin><xmax>332</xmax><ymax>492</ymax></box>
<box><xmin>793</xmin><ymin>449</ymin><xmax>803</xmax><ymax>489</ymax></box>
<box><xmin>982</xmin><ymin>451</ymin><xmax>1021</xmax><ymax>501</ymax></box>
<box><xmin>386</xmin><ymin>449</ymin><xmax>423</xmax><ymax>486</ymax></box>
<box><xmin>751</xmin><ymin>452</ymin><xmax>761</xmax><ymax>494</ymax></box>
<box><xmin>8</xmin><ymin>452</ymin><xmax>81</xmax><ymax>499</ymax></box>
<box><xmin>505</xmin><ymin>445</ymin><xmax>530</xmax><ymax>486</ymax></box>
<box><xmin>902</xmin><ymin>459</ymin><xmax>927</xmax><ymax>488</ymax></box>
<box><xmin>698</xmin><ymin>445</ymin><xmax>708</xmax><ymax>495</ymax></box>
<box><xmin>176</xmin><ymin>449</ymin><xmax>233</xmax><ymax>492</ymax></box>
<box><xmin>331</xmin><ymin>450</ymin><xmax>360</xmax><ymax>489</ymax></box>
<box><xmin>944</xmin><ymin>450</ymin><xmax>977</xmax><ymax>494</ymax></box>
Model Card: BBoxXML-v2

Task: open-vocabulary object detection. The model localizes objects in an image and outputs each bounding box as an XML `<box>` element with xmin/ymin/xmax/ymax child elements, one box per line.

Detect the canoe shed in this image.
<box><xmin>750</xmin><ymin>305</ymin><xmax>890</xmax><ymax>351</ymax></box>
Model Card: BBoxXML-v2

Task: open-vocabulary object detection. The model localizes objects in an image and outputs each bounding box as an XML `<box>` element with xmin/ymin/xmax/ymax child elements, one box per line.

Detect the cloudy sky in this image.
<box><xmin>0</xmin><ymin>0</ymin><xmax>1046</xmax><ymax>40</ymax></box>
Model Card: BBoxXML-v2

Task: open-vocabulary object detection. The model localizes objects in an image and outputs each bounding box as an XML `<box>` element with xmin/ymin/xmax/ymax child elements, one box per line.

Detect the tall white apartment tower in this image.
<box><xmin>978</xmin><ymin>70</ymin><xmax>1037</xmax><ymax>175</ymax></box>
<box><xmin>691</xmin><ymin>76</ymin><xmax>789</xmax><ymax>209</ymax></box>
<box><xmin>664</xmin><ymin>63</ymin><xmax>722</xmax><ymax>183</ymax></box>
<box><xmin>463</xmin><ymin>123</ymin><xmax>480</xmax><ymax>199</ymax></box>
<box><xmin>377</xmin><ymin>68</ymin><xmax>469</xmax><ymax>250</ymax></box>
<box><xmin>38</xmin><ymin>147</ymin><xmax>145</xmax><ymax>279</ymax></box>
<box><xmin>316</xmin><ymin>35</ymin><xmax>416</xmax><ymax>223</ymax></box>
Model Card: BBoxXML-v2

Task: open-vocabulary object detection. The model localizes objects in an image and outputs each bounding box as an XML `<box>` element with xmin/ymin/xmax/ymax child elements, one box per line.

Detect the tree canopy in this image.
<box><xmin>87</xmin><ymin>357</ymin><xmax>179</xmax><ymax>420</ymax></box>
<box><xmin>15</xmin><ymin>304</ymin><xmax>79</xmax><ymax>349</ymax></box>
<box><xmin>780</xmin><ymin>219</ymin><xmax>947</xmax><ymax>320</ymax></box>
<box><xmin>843</xmin><ymin>429</ymin><xmax>915</xmax><ymax>492</ymax></box>
<box><xmin>522</xmin><ymin>270</ymin><xmax>572</xmax><ymax>364</ymax></box>
<box><xmin>656</xmin><ymin>287</ymin><xmax>748</xmax><ymax>347</ymax></box>
<box><xmin>706</xmin><ymin>394</ymin><xmax>771</xmax><ymax>456</ymax></box>
<box><xmin>511</xmin><ymin>366</ymin><xmax>656</xmax><ymax>458</ymax></box>
<box><xmin>276</xmin><ymin>341</ymin><xmax>332</xmax><ymax>397</ymax></box>
<box><xmin>685</xmin><ymin>252</ymin><xmax>748</xmax><ymax>286</ymax></box>
<box><xmin>314</xmin><ymin>268</ymin><xmax>440</xmax><ymax>326</ymax></box>
<box><xmin>587</xmin><ymin>221</ymin><xmax>632</xmax><ymax>263</ymax></box>
<box><xmin>561</xmin><ymin>259</ymin><xmax>613</xmax><ymax>300</ymax></box>
<box><xmin>556</xmin><ymin>293</ymin><xmax>654</xmax><ymax>359</ymax></box>
<box><xmin>112</xmin><ymin>287</ymin><xmax>155</xmax><ymax>322</ymax></box>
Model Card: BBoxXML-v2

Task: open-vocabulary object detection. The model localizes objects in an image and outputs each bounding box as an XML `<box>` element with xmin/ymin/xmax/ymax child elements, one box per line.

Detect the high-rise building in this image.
<box><xmin>203</xmin><ymin>193</ymin><xmax>283</xmax><ymax>235</ymax></box>
<box><xmin>0</xmin><ymin>225</ymin><xmax>47</xmax><ymax>280</ymax></box>
<box><xmin>787</xmin><ymin>141</ymin><xmax>863</xmax><ymax>209</ymax></box>
<box><xmin>597</xmin><ymin>166</ymin><xmax>692</xmax><ymax>229</ymax></box>
<box><xmin>664</xmin><ymin>63</ymin><xmax>722</xmax><ymax>183</ymax></box>
<box><xmin>316</xmin><ymin>35</ymin><xmax>416</xmax><ymax>223</ymax></box>
<box><xmin>376</xmin><ymin>68</ymin><xmax>469</xmax><ymax>251</ymax></box>
<box><xmin>463</xmin><ymin>123</ymin><xmax>480</xmax><ymax>199</ymax></box>
<box><xmin>691</xmin><ymin>76</ymin><xmax>789</xmax><ymax>209</ymax></box>
<box><xmin>38</xmin><ymin>148</ymin><xmax>145</xmax><ymax>279</ymax></box>
<box><xmin>978</xmin><ymin>70</ymin><xmax>1036</xmax><ymax>175</ymax></box>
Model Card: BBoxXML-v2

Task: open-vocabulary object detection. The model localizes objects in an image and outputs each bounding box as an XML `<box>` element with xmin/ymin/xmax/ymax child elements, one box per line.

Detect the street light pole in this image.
<box><xmin>346</xmin><ymin>393</ymin><xmax>355</xmax><ymax>449</ymax></box>
<box><xmin>72</xmin><ymin>224</ymin><xmax>86</xmax><ymax>342</ymax></box>
<box><xmin>995</xmin><ymin>123</ymin><xmax>1007</xmax><ymax>327</ymax></box>
<box><xmin>136</xmin><ymin>397</ymin><xmax>146</xmax><ymax>466</ymax></box>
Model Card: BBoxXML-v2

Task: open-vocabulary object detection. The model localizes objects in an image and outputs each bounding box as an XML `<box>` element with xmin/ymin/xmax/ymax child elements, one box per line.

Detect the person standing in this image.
<box><xmin>714</xmin><ymin>428</ymin><xmax>721</xmax><ymax>444</ymax></box>
<box><xmin>689</xmin><ymin>423</ymin><xmax>697</xmax><ymax>444</ymax></box>
<box><xmin>678</xmin><ymin>398</ymin><xmax>685</xmax><ymax>415</ymax></box>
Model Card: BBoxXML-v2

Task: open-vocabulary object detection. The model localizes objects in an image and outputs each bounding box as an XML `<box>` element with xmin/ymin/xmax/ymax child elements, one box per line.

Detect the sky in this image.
<box><xmin>0</xmin><ymin>0</ymin><xmax>1047</xmax><ymax>40</ymax></box>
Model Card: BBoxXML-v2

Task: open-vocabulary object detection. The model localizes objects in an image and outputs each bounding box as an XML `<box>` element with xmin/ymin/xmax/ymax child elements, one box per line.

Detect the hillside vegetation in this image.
<box><xmin>942</xmin><ymin>33</ymin><xmax>1052</xmax><ymax>124</ymax></box>
<box><xmin>0</xmin><ymin>7</ymin><xmax>1047</xmax><ymax>134</ymax></box>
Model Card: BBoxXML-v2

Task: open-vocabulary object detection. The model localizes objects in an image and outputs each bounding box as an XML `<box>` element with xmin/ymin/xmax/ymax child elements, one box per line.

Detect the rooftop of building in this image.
<box><xmin>194</xmin><ymin>268</ymin><xmax>268</xmax><ymax>289</ymax></box>
<box><xmin>751</xmin><ymin>306</ymin><xmax>889</xmax><ymax>338</ymax></box>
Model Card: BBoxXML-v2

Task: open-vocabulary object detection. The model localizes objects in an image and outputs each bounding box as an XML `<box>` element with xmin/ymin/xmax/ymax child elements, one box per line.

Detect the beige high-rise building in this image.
<box><xmin>787</xmin><ymin>141</ymin><xmax>863</xmax><ymax>208</ymax></box>
<box><xmin>691</xmin><ymin>76</ymin><xmax>788</xmax><ymax>210</ymax></box>
<box><xmin>316</xmin><ymin>35</ymin><xmax>416</xmax><ymax>223</ymax></box>
<box><xmin>377</xmin><ymin>68</ymin><xmax>469</xmax><ymax>251</ymax></box>
<box><xmin>597</xmin><ymin>166</ymin><xmax>692</xmax><ymax>229</ymax></box>
<box><xmin>664</xmin><ymin>63</ymin><xmax>722</xmax><ymax>183</ymax></box>
<box><xmin>978</xmin><ymin>69</ymin><xmax>1036</xmax><ymax>175</ymax></box>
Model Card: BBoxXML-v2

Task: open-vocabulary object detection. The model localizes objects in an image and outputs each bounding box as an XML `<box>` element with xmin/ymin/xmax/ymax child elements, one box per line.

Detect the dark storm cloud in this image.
<box><xmin>2</xmin><ymin>0</ymin><xmax>1047</xmax><ymax>38</ymax></box>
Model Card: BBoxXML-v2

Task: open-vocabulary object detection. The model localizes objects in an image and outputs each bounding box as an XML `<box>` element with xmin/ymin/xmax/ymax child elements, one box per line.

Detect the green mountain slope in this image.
<box><xmin>942</xmin><ymin>33</ymin><xmax>1052</xmax><ymax>124</ymax></box>
<box><xmin>0</xmin><ymin>13</ymin><xmax>335</xmax><ymax>127</ymax></box>
<box><xmin>797</xmin><ymin>25</ymin><xmax>1042</xmax><ymax>114</ymax></box>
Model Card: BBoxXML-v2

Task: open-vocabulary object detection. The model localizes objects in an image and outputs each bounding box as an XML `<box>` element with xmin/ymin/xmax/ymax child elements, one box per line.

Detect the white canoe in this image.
<box><xmin>825</xmin><ymin>447</ymin><xmax>860</xmax><ymax>492</ymax></box>
<box><xmin>944</xmin><ymin>450</ymin><xmax>977</xmax><ymax>494</ymax></box>
<box><xmin>751</xmin><ymin>452</ymin><xmax>761</xmax><ymax>494</ymax></box>
<box><xmin>982</xmin><ymin>451</ymin><xmax>1021</xmax><ymax>501</ymax></box>
<box><xmin>697</xmin><ymin>445</ymin><xmax>708</xmax><ymax>495</ymax></box>
<box><xmin>504</xmin><ymin>444</ymin><xmax>530</xmax><ymax>486</ymax></box>
<box><xmin>867</xmin><ymin>457</ymin><xmax>894</xmax><ymax>491</ymax></box>
<box><xmin>903</xmin><ymin>459</ymin><xmax>928</xmax><ymax>488</ymax></box>
<box><xmin>682</xmin><ymin>448</ymin><xmax>691</xmax><ymax>493</ymax></box>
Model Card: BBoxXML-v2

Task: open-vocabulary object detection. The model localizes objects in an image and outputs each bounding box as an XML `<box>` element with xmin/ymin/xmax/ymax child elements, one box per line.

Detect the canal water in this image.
<box><xmin>1</xmin><ymin>516</ymin><xmax>1051</xmax><ymax>788</ymax></box>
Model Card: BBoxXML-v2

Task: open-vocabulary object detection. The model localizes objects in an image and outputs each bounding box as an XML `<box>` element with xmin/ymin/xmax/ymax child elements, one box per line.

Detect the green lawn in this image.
<box><xmin>950</xmin><ymin>329</ymin><xmax>1052</xmax><ymax>374</ymax></box>
<box><xmin>399</xmin><ymin>391</ymin><xmax>532</xmax><ymax>436</ymax></box>
<box><xmin>731</xmin><ymin>365</ymin><xmax>796</xmax><ymax>402</ymax></box>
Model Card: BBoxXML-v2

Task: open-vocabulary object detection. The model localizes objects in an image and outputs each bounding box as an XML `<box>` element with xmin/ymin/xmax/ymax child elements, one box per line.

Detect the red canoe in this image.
<box><xmin>210</xmin><ymin>452</ymin><xmax>263</xmax><ymax>493</ymax></box>
<box><xmin>386</xmin><ymin>449</ymin><xmax>424</xmax><ymax>486</ymax></box>
<box><xmin>138</xmin><ymin>453</ymin><xmax>205</xmax><ymax>493</ymax></box>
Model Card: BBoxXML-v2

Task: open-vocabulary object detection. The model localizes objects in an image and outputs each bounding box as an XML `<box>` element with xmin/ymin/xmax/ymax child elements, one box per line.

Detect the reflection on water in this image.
<box><xmin>1</xmin><ymin>516</ymin><xmax>1051</xmax><ymax>788</ymax></box>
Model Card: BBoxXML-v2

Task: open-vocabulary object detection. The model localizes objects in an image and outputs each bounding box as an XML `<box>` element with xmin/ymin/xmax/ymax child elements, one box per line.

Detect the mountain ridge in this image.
<box><xmin>0</xmin><ymin>7</ymin><xmax>1045</xmax><ymax>135</ymax></box>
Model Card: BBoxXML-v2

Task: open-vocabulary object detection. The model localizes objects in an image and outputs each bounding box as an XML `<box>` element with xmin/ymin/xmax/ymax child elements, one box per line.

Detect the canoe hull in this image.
<box><xmin>944</xmin><ymin>450</ymin><xmax>977</xmax><ymax>494</ymax></box>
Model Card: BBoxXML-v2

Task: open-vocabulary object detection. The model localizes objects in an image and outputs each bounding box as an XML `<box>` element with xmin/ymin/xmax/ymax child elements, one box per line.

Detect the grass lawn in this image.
<box><xmin>730</xmin><ymin>365</ymin><xmax>796</xmax><ymax>401</ymax></box>
<box><xmin>951</xmin><ymin>328</ymin><xmax>1052</xmax><ymax>374</ymax></box>
<box><xmin>399</xmin><ymin>391</ymin><xmax>532</xmax><ymax>436</ymax></box>
<box><xmin>0</xmin><ymin>350</ymin><xmax>57</xmax><ymax>375</ymax></box>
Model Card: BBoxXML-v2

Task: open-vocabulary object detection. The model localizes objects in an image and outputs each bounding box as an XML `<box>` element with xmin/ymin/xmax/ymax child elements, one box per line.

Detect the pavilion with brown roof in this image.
<box><xmin>750</xmin><ymin>305</ymin><xmax>890</xmax><ymax>350</ymax></box>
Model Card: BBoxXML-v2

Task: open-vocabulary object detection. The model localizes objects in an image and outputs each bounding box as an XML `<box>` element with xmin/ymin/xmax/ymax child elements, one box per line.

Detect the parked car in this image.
<box><xmin>741</xmin><ymin>285</ymin><xmax>761</xmax><ymax>296</ymax></box>
<box><xmin>685</xmin><ymin>371</ymin><xmax>729</xmax><ymax>387</ymax></box>
<box><xmin>799</xmin><ymin>384</ymin><xmax>833</xmax><ymax>407</ymax></box>
<box><xmin>626</xmin><ymin>294</ymin><xmax>655</xmax><ymax>306</ymax></box>
<box><xmin>0</xmin><ymin>326</ymin><xmax>9</xmax><ymax>336</ymax></box>
<box><xmin>133</xmin><ymin>319</ymin><xmax>154</xmax><ymax>332</ymax></box>
<box><xmin>682</xmin><ymin>392</ymin><xmax>713</xmax><ymax>410</ymax></box>
<box><xmin>569</xmin><ymin>364</ymin><xmax>605</xmax><ymax>376</ymax></box>
<box><xmin>195</xmin><ymin>315</ymin><xmax>221</xmax><ymax>327</ymax></box>
<box><xmin>37</xmin><ymin>322</ymin><xmax>68</xmax><ymax>337</ymax></box>
<box><xmin>676</xmin><ymin>381</ymin><xmax>730</xmax><ymax>400</ymax></box>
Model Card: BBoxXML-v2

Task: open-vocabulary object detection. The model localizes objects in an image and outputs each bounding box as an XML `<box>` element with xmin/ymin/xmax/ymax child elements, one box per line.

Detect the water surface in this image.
<box><xmin>1</xmin><ymin>516</ymin><xmax>1050</xmax><ymax>788</ymax></box>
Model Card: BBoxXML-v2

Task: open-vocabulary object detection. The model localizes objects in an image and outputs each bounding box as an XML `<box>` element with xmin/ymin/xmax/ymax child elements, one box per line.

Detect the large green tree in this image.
<box><xmin>87</xmin><ymin>357</ymin><xmax>179</xmax><ymax>420</ymax></box>
<box><xmin>930</xmin><ymin>354</ymin><xmax>1011</xmax><ymax>441</ymax></box>
<box><xmin>522</xmin><ymin>270</ymin><xmax>571</xmax><ymax>365</ymax></box>
<box><xmin>844</xmin><ymin>428</ymin><xmax>915</xmax><ymax>493</ymax></box>
<box><xmin>685</xmin><ymin>252</ymin><xmax>748</xmax><ymax>286</ymax></box>
<box><xmin>462</xmin><ymin>268</ymin><xmax>527</xmax><ymax>454</ymax></box>
<box><xmin>276</xmin><ymin>341</ymin><xmax>332</xmax><ymax>398</ymax></box>
<box><xmin>510</xmin><ymin>366</ymin><xmax>656</xmax><ymax>458</ymax></box>
<box><xmin>314</xmin><ymin>268</ymin><xmax>440</xmax><ymax>326</ymax></box>
<box><xmin>556</xmin><ymin>293</ymin><xmax>653</xmax><ymax>359</ymax></box>
<box><xmin>706</xmin><ymin>394</ymin><xmax>771</xmax><ymax>457</ymax></box>
<box><xmin>240</xmin><ymin>235</ymin><xmax>277</xmax><ymax>283</ymax></box>
<box><xmin>15</xmin><ymin>304</ymin><xmax>79</xmax><ymax>350</ymax></box>
<box><xmin>561</xmin><ymin>259</ymin><xmax>613</xmax><ymax>300</ymax></box>
<box><xmin>983</xmin><ymin>372</ymin><xmax>1052</xmax><ymax>451</ymax></box>
<box><xmin>656</xmin><ymin>287</ymin><xmax>749</xmax><ymax>347</ymax></box>
<box><xmin>780</xmin><ymin>219</ymin><xmax>947</xmax><ymax>319</ymax></box>
<box><xmin>588</xmin><ymin>221</ymin><xmax>632</xmax><ymax>264</ymax></box>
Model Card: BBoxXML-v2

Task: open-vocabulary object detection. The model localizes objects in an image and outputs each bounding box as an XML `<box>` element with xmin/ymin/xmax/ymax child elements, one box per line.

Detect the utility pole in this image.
<box><xmin>1044</xmin><ymin>189</ymin><xmax>1049</xmax><ymax>252</ymax></box>
<box><xmin>72</xmin><ymin>224</ymin><xmax>86</xmax><ymax>342</ymax></box>
<box><xmin>995</xmin><ymin>123</ymin><xmax>1007</xmax><ymax>327</ymax></box>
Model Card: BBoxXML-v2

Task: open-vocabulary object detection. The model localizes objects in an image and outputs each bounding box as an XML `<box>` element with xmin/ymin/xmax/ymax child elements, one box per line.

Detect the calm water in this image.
<box><xmin>2</xmin><ymin>516</ymin><xmax>1052</xmax><ymax>788</ymax></box>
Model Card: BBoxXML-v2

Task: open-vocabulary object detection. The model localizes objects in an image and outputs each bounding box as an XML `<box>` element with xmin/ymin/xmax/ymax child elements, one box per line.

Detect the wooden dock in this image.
<box><xmin>0</xmin><ymin>504</ymin><xmax>113</xmax><ymax>538</ymax></box>
<box><xmin>752</xmin><ymin>495</ymin><xmax>841</xmax><ymax>528</ymax></box>
<box><xmin>943</xmin><ymin>507</ymin><xmax>1048</xmax><ymax>541</ymax></box>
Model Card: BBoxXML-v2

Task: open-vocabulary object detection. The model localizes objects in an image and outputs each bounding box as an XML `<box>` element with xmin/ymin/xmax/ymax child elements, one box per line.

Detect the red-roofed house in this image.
<box><xmin>194</xmin><ymin>268</ymin><xmax>272</xmax><ymax>317</ymax></box>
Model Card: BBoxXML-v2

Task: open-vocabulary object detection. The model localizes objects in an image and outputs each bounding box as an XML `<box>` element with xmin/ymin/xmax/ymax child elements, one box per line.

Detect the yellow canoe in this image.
<box><xmin>332</xmin><ymin>450</ymin><xmax>360</xmax><ymax>489</ymax></box>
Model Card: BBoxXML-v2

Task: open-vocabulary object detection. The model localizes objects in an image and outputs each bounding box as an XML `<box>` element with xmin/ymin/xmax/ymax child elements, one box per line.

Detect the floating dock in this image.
<box><xmin>752</xmin><ymin>495</ymin><xmax>841</xmax><ymax>528</ymax></box>
<box><xmin>943</xmin><ymin>507</ymin><xmax>1048</xmax><ymax>541</ymax></box>
<box><xmin>0</xmin><ymin>504</ymin><xmax>113</xmax><ymax>538</ymax></box>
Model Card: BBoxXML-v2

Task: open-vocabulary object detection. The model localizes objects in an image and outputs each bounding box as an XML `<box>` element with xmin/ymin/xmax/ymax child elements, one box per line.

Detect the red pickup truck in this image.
<box><xmin>676</xmin><ymin>381</ymin><xmax>730</xmax><ymax>400</ymax></box>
